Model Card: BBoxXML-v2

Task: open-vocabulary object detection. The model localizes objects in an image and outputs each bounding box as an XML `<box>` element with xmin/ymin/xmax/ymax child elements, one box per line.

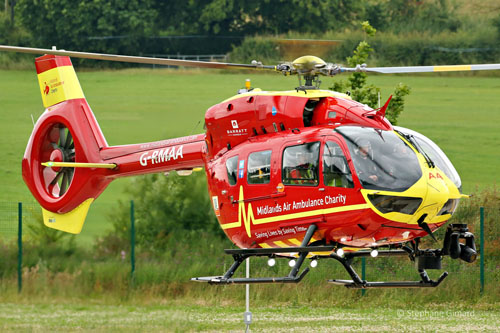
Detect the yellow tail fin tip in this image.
<box><xmin>42</xmin><ymin>198</ymin><xmax>94</xmax><ymax>234</ymax></box>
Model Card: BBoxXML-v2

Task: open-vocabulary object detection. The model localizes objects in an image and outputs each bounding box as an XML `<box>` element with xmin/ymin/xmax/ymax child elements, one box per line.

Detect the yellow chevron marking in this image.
<box><xmin>259</xmin><ymin>243</ymin><xmax>272</xmax><ymax>248</ymax></box>
<box><xmin>274</xmin><ymin>241</ymin><xmax>289</xmax><ymax>247</ymax></box>
<box><xmin>289</xmin><ymin>238</ymin><xmax>302</xmax><ymax>246</ymax></box>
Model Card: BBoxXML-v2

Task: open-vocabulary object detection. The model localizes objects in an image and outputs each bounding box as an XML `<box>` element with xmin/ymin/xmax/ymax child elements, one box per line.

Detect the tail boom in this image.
<box><xmin>100</xmin><ymin>134</ymin><xmax>206</xmax><ymax>179</ymax></box>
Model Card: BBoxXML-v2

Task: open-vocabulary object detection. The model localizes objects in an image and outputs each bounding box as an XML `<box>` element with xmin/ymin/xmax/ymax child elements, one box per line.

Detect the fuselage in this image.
<box><xmin>203</xmin><ymin>89</ymin><xmax>462</xmax><ymax>251</ymax></box>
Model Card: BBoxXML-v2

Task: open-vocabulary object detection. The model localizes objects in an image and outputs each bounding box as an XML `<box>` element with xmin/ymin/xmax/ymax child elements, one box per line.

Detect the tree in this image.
<box><xmin>331</xmin><ymin>21</ymin><xmax>410</xmax><ymax>125</ymax></box>
<box><xmin>364</xmin><ymin>0</ymin><xmax>461</xmax><ymax>34</ymax></box>
<box><xmin>15</xmin><ymin>0</ymin><xmax>157</xmax><ymax>54</ymax></box>
<box><xmin>100</xmin><ymin>172</ymin><xmax>222</xmax><ymax>254</ymax></box>
<box><xmin>154</xmin><ymin>0</ymin><xmax>365</xmax><ymax>36</ymax></box>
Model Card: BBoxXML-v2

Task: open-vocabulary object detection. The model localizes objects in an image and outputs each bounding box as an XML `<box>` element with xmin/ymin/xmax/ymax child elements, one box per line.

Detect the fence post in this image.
<box><xmin>17</xmin><ymin>202</ymin><xmax>22</xmax><ymax>293</ymax></box>
<box><xmin>361</xmin><ymin>257</ymin><xmax>366</xmax><ymax>296</ymax></box>
<box><xmin>480</xmin><ymin>206</ymin><xmax>484</xmax><ymax>294</ymax></box>
<box><xmin>130</xmin><ymin>200</ymin><xmax>135</xmax><ymax>282</ymax></box>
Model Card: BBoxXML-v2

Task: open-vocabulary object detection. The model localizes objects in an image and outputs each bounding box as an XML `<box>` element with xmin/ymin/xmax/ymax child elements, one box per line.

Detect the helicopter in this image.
<box><xmin>1</xmin><ymin>44</ymin><xmax>499</xmax><ymax>288</ymax></box>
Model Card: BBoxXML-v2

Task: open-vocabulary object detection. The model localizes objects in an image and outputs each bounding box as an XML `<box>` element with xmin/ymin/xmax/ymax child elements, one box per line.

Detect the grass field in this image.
<box><xmin>0</xmin><ymin>301</ymin><xmax>499</xmax><ymax>332</ymax></box>
<box><xmin>1</xmin><ymin>68</ymin><xmax>499</xmax><ymax>245</ymax></box>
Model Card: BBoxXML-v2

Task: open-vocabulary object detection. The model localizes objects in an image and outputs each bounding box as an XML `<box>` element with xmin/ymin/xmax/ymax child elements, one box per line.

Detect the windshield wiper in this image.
<box><xmin>397</xmin><ymin>131</ymin><xmax>435</xmax><ymax>168</ymax></box>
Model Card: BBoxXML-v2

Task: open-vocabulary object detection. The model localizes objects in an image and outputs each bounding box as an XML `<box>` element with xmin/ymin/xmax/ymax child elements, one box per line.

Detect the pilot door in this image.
<box><xmin>278</xmin><ymin>140</ymin><xmax>326</xmax><ymax>228</ymax></box>
<box><xmin>321</xmin><ymin>135</ymin><xmax>371</xmax><ymax>241</ymax></box>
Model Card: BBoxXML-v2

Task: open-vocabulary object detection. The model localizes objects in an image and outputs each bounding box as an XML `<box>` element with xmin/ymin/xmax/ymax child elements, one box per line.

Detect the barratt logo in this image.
<box><xmin>226</xmin><ymin>119</ymin><xmax>248</xmax><ymax>136</ymax></box>
<box><xmin>140</xmin><ymin>146</ymin><xmax>184</xmax><ymax>167</ymax></box>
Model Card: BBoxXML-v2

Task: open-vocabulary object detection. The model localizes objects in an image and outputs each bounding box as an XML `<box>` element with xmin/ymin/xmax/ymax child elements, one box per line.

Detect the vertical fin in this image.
<box><xmin>36</xmin><ymin>55</ymin><xmax>85</xmax><ymax>108</ymax></box>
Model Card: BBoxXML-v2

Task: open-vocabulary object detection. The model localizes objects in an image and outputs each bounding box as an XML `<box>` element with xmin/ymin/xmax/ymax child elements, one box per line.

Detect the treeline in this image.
<box><xmin>1</xmin><ymin>0</ymin><xmax>499</xmax><ymax>62</ymax></box>
<box><xmin>230</xmin><ymin>29</ymin><xmax>500</xmax><ymax>66</ymax></box>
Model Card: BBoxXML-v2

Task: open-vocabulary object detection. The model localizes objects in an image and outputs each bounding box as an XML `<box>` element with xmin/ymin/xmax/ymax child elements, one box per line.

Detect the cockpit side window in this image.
<box><xmin>323</xmin><ymin>141</ymin><xmax>354</xmax><ymax>188</ymax></box>
<box><xmin>337</xmin><ymin>126</ymin><xmax>422</xmax><ymax>192</ymax></box>
<box><xmin>226</xmin><ymin>155</ymin><xmax>239</xmax><ymax>186</ymax></box>
<box><xmin>282</xmin><ymin>142</ymin><xmax>320</xmax><ymax>186</ymax></box>
<box><xmin>247</xmin><ymin>150</ymin><xmax>272</xmax><ymax>184</ymax></box>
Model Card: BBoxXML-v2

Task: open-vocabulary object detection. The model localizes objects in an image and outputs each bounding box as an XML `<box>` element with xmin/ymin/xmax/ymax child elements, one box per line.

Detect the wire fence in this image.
<box><xmin>0</xmin><ymin>201</ymin><xmax>18</xmax><ymax>238</ymax></box>
<box><xmin>0</xmin><ymin>200</ymin><xmax>131</xmax><ymax>293</ymax></box>
<box><xmin>0</xmin><ymin>200</ymin><xmax>489</xmax><ymax>295</ymax></box>
<box><xmin>0</xmin><ymin>201</ymin><xmax>39</xmax><ymax>240</ymax></box>
<box><xmin>143</xmin><ymin>54</ymin><xmax>229</xmax><ymax>69</ymax></box>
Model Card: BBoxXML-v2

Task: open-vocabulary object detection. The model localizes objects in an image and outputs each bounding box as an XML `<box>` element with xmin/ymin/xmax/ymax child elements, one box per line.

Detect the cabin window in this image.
<box><xmin>323</xmin><ymin>141</ymin><xmax>354</xmax><ymax>188</ymax></box>
<box><xmin>282</xmin><ymin>142</ymin><xmax>320</xmax><ymax>186</ymax></box>
<box><xmin>247</xmin><ymin>150</ymin><xmax>272</xmax><ymax>184</ymax></box>
<box><xmin>226</xmin><ymin>155</ymin><xmax>239</xmax><ymax>186</ymax></box>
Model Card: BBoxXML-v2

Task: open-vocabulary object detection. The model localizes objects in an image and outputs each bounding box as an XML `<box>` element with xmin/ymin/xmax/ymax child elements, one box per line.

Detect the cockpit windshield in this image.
<box><xmin>394</xmin><ymin>126</ymin><xmax>462</xmax><ymax>191</ymax></box>
<box><xmin>336</xmin><ymin>126</ymin><xmax>422</xmax><ymax>192</ymax></box>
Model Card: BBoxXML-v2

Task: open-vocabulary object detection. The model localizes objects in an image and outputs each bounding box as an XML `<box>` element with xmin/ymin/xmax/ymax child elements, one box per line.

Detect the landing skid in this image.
<box><xmin>192</xmin><ymin>223</ymin><xmax>475</xmax><ymax>288</ymax></box>
<box><xmin>327</xmin><ymin>251</ymin><xmax>448</xmax><ymax>289</ymax></box>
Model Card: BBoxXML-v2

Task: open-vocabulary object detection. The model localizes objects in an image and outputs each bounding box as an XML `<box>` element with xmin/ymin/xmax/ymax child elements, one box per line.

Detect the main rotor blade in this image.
<box><xmin>0</xmin><ymin>45</ymin><xmax>276</xmax><ymax>70</ymax></box>
<box><xmin>344</xmin><ymin>63</ymin><xmax>500</xmax><ymax>74</ymax></box>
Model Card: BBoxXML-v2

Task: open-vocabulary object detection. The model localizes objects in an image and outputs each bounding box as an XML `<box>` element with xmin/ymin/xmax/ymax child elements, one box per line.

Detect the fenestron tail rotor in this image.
<box><xmin>43</xmin><ymin>124</ymin><xmax>75</xmax><ymax>197</ymax></box>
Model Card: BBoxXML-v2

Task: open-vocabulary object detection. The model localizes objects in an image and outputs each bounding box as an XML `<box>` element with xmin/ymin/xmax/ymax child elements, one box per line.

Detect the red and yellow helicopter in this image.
<box><xmin>1</xmin><ymin>44</ymin><xmax>499</xmax><ymax>288</ymax></box>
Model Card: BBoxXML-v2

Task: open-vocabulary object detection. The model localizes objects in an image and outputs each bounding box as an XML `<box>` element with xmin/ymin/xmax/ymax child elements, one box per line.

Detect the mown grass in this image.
<box><xmin>0</xmin><ymin>68</ymin><xmax>499</xmax><ymax>247</ymax></box>
<box><xmin>0</xmin><ymin>301</ymin><xmax>498</xmax><ymax>332</ymax></box>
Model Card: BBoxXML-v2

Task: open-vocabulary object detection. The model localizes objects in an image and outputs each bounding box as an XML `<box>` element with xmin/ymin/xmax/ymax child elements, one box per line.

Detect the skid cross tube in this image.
<box><xmin>192</xmin><ymin>224</ymin><xmax>319</xmax><ymax>284</ymax></box>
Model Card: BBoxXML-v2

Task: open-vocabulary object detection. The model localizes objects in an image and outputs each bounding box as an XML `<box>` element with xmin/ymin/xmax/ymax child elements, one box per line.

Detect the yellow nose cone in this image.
<box><xmin>419</xmin><ymin>171</ymin><xmax>450</xmax><ymax>221</ymax></box>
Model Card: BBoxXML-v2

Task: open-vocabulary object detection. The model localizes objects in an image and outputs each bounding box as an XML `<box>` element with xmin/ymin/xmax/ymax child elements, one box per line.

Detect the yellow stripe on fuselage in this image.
<box><xmin>220</xmin><ymin>203</ymin><xmax>369</xmax><ymax>230</ymax></box>
<box><xmin>37</xmin><ymin>65</ymin><xmax>84</xmax><ymax>107</ymax></box>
